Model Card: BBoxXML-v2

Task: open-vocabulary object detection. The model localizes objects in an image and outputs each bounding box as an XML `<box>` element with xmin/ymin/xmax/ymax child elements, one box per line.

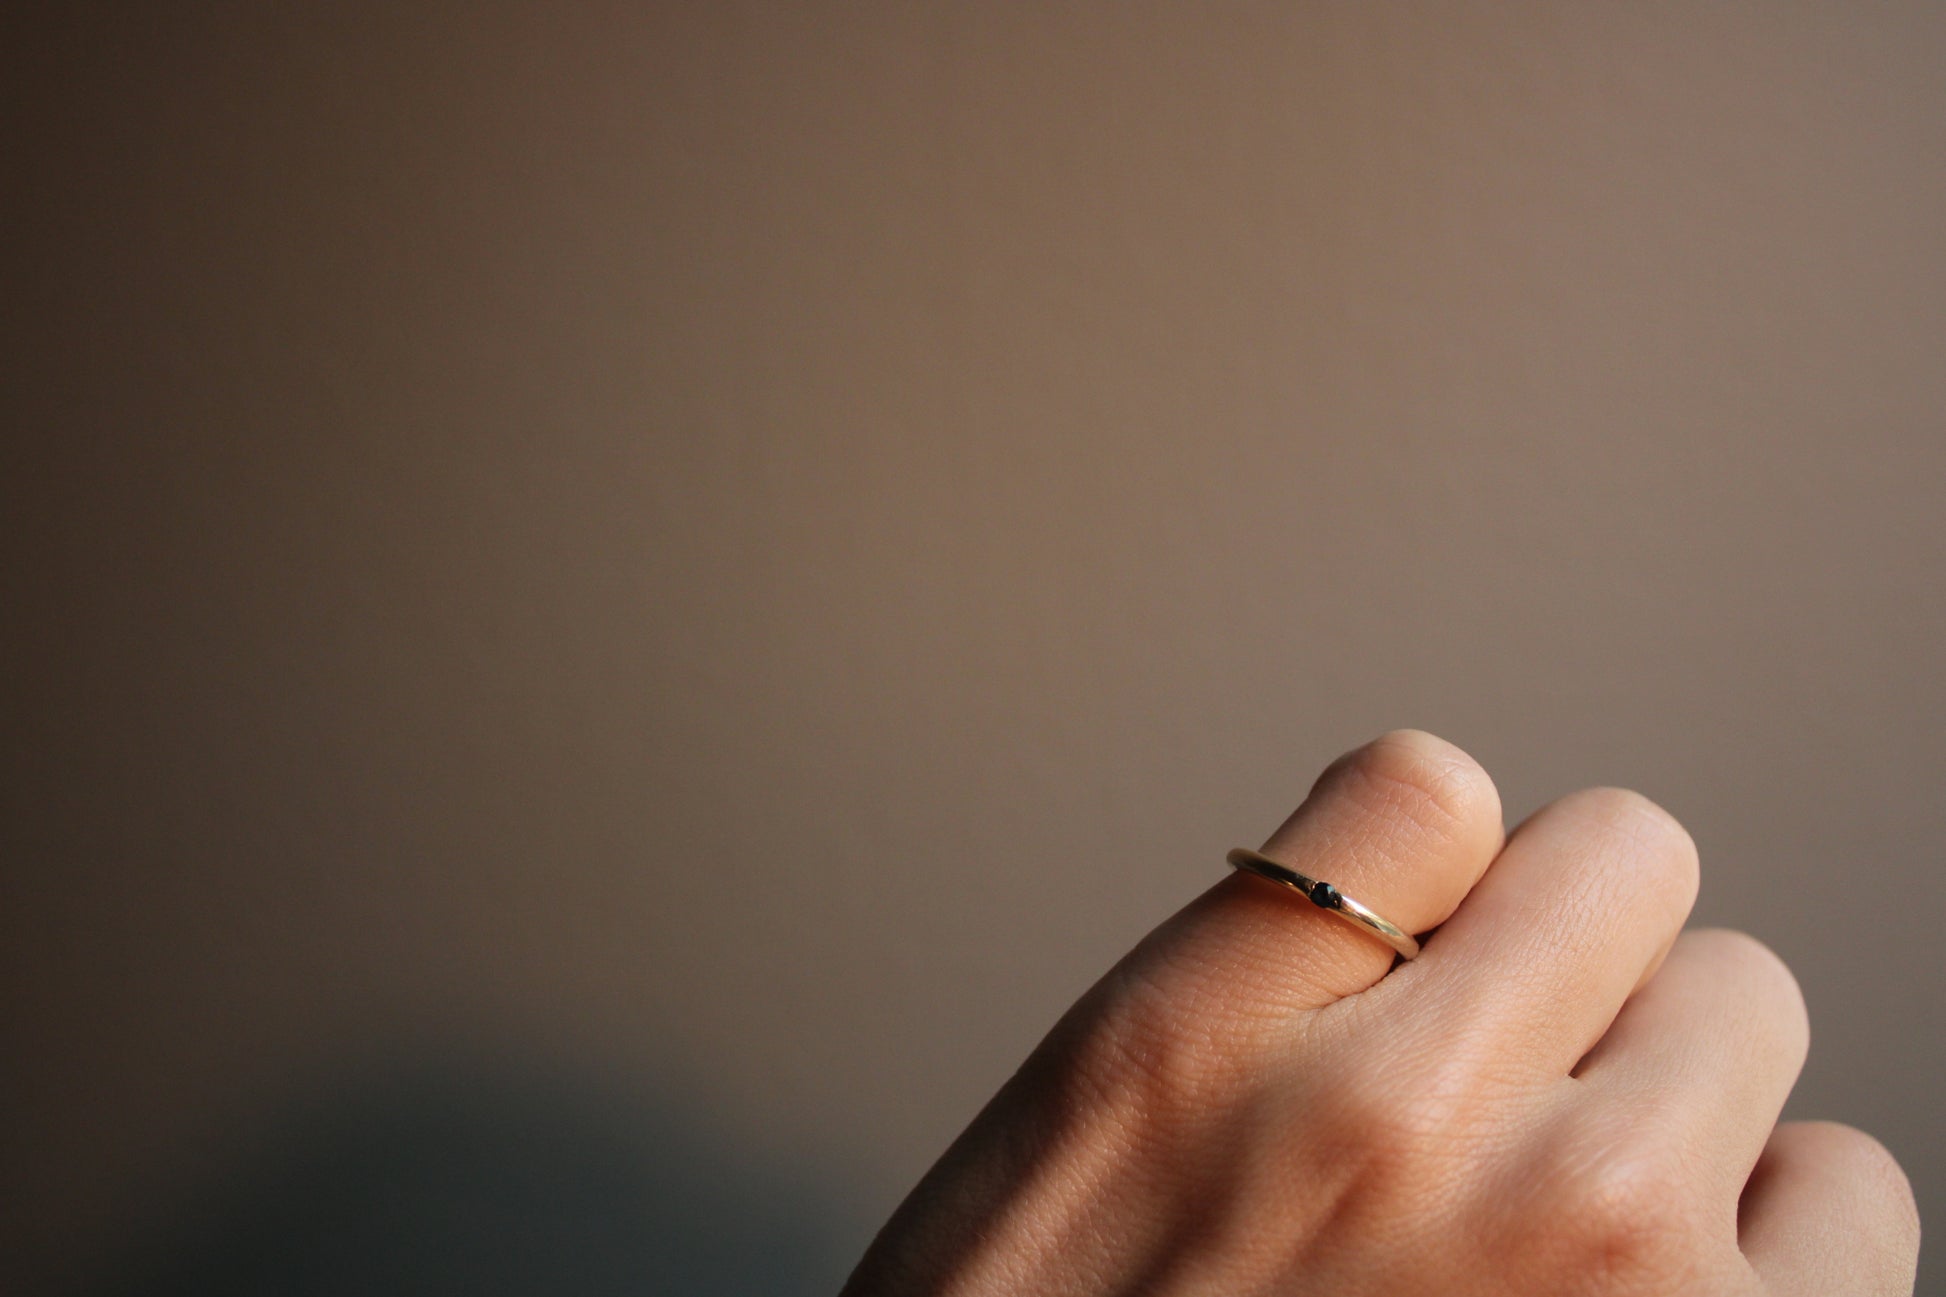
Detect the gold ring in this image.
<box><xmin>1226</xmin><ymin>847</ymin><xmax>1422</xmax><ymax>960</ymax></box>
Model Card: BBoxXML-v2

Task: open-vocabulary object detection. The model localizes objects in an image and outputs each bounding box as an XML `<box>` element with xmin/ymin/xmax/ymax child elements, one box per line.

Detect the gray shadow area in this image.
<box><xmin>85</xmin><ymin>1055</ymin><xmax>861</xmax><ymax>1297</ymax></box>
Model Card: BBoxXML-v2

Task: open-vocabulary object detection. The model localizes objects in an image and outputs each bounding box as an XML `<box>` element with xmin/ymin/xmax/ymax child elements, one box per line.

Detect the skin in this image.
<box><xmin>840</xmin><ymin>730</ymin><xmax>1921</xmax><ymax>1296</ymax></box>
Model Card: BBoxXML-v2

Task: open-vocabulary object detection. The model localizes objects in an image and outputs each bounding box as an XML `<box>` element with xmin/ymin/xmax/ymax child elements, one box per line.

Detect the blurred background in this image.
<box><xmin>5</xmin><ymin>2</ymin><xmax>1943</xmax><ymax>1293</ymax></box>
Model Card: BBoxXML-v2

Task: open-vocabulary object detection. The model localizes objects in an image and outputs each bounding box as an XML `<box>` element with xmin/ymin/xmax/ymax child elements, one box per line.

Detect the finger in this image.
<box><xmin>1110</xmin><ymin>729</ymin><xmax>1504</xmax><ymax>1030</ymax></box>
<box><xmin>1572</xmin><ymin>929</ymin><xmax>1809</xmax><ymax>1201</ymax></box>
<box><xmin>1739</xmin><ymin>1121</ymin><xmax>1921</xmax><ymax>1297</ymax></box>
<box><xmin>1386</xmin><ymin>786</ymin><xmax>1699</xmax><ymax>1080</ymax></box>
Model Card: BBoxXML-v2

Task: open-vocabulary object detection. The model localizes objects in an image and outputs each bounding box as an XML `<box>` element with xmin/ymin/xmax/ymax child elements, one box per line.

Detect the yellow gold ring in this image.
<box><xmin>1226</xmin><ymin>847</ymin><xmax>1423</xmax><ymax>961</ymax></box>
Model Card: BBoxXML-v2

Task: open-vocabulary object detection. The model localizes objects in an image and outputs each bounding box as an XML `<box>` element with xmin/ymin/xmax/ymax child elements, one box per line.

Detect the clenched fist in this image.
<box><xmin>842</xmin><ymin>731</ymin><xmax>1920</xmax><ymax>1296</ymax></box>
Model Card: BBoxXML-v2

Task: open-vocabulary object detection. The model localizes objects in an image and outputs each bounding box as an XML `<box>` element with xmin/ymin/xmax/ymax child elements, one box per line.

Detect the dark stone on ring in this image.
<box><xmin>1309</xmin><ymin>881</ymin><xmax>1342</xmax><ymax>910</ymax></box>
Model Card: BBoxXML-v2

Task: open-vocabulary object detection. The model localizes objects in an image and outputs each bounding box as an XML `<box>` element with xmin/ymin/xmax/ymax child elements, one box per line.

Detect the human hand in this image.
<box><xmin>841</xmin><ymin>731</ymin><xmax>1919</xmax><ymax>1295</ymax></box>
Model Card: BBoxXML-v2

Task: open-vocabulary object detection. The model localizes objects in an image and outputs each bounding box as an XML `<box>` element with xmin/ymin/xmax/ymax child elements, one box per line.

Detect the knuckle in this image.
<box><xmin>1558</xmin><ymin>786</ymin><xmax>1700</xmax><ymax>896</ymax></box>
<box><xmin>1540</xmin><ymin>1151</ymin><xmax>1703</xmax><ymax>1288</ymax></box>
<box><xmin>1794</xmin><ymin>1122</ymin><xmax>1922</xmax><ymax>1249</ymax></box>
<box><xmin>1681</xmin><ymin>928</ymin><xmax>1810</xmax><ymax>1059</ymax></box>
<box><xmin>1315</xmin><ymin>1038</ymin><xmax>1503</xmax><ymax>1177</ymax></box>
<box><xmin>1321</xmin><ymin>729</ymin><xmax>1500</xmax><ymax>844</ymax></box>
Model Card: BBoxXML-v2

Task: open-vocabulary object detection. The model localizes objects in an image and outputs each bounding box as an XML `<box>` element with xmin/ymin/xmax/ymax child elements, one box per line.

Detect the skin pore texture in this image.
<box><xmin>840</xmin><ymin>731</ymin><xmax>1920</xmax><ymax>1296</ymax></box>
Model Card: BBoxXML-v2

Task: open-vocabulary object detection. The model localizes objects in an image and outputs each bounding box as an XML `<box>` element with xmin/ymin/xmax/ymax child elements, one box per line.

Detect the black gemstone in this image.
<box><xmin>1309</xmin><ymin>881</ymin><xmax>1341</xmax><ymax>910</ymax></box>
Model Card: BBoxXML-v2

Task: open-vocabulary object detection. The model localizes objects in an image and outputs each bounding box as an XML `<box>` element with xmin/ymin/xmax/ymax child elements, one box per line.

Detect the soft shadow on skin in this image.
<box><xmin>87</xmin><ymin>1054</ymin><xmax>856</xmax><ymax>1297</ymax></box>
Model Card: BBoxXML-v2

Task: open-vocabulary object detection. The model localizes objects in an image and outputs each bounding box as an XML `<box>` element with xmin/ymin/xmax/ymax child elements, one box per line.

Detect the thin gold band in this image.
<box><xmin>1225</xmin><ymin>847</ymin><xmax>1422</xmax><ymax>961</ymax></box>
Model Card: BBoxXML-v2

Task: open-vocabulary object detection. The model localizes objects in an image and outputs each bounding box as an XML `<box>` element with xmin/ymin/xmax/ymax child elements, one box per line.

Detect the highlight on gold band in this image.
<box><xmin>1225</xmin><ymin>847</ymin><xmax>1423</xmax><ymax>961</ymax></box>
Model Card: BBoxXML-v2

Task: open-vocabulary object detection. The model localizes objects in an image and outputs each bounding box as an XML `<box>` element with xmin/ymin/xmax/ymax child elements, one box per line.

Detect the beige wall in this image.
<box><xmin>5</xmin><ymin>3</ymin><xmax>1943</xmax><ymax>1292</ymax></box>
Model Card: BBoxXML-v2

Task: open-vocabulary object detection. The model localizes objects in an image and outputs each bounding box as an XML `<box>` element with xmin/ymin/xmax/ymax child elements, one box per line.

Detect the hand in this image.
<box><xmin>841</xmin><ymin>731</ymin><xmax>1920</xmax><ymax>1295</ymax></box>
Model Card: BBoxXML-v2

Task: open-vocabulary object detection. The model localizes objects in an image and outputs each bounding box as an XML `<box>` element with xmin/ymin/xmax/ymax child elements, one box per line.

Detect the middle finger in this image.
<box><xmin>1372</xmin><ymin>786</ymin><xmax>1700</xmax><ymax>1081</ymax></box>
